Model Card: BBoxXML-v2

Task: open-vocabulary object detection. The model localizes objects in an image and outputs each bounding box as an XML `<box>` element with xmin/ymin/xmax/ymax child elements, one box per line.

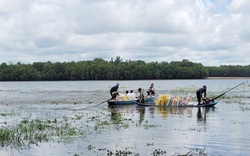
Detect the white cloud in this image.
<box><xmin>228</xmin><ymin>0</ymin><xmax>250</xmax><ymax>13</ymax></box>
<box><xmin>0</xmin><ymin>0</ymin><xmax>249</xmax><ymax>66</ymax></box>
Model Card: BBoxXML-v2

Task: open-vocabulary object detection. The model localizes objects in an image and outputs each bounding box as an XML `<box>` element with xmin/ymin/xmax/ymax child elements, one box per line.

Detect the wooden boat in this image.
<box><xmin>137</xmin><ymin>101</ymin><xmax>218</xmax><ymax>107</ymax></box>
<box><xmin>107</xmin><ymin>97</ymin><xmax>155</xmax><ymax>106</ymax></box>
<box><xmin>108</xmin><ymin>100</ymin><xmax>136</xmax><ymax>105</ymax></box>
<box><xmin>108</xmin><ymin>83</ymin><xmax>243</xmax><ymax>107</ymax></box>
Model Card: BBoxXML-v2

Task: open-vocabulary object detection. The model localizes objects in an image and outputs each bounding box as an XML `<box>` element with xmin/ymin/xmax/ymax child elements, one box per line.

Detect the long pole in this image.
<box><xmin>211</xmin><ymin>82</ymin><xmax>245</xmax><ymax>101</ymax></box>
<box><xmin>95</xmin><ymin>100</ymin><xmax>108</xmax><ymax>107</ymax></box>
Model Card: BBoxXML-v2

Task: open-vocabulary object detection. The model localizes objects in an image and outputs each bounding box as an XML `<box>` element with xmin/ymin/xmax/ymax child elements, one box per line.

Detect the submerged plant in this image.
<box><xmin>0</xmin><ymin>118</ymin><xmax>85</xmax><ymax>151</ymax></box>
<box><xmin>153</xmin><ymin>149</ymin><xmax>167</xmax><ymax>156</ymax></box>
<box><xmin>107</xmin><ymin>149</ymin><xmax>134</xmax><ymax>156</ymax></box>
<box><xmin>92</xmin><ymin>115</ymin><xmax>129</xmax><ymax>131</ymax></box>
<box><xmin>143</xmin><ymin>124</ymin><xmax>158</xmax><ymax>129</ymax></box>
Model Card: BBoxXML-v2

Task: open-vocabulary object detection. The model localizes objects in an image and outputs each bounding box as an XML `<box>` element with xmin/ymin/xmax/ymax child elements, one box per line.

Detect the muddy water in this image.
<box><xmin>0</xmin><ymin>79</ymin><xmax>250</xmax><ymax>156</ymax></box>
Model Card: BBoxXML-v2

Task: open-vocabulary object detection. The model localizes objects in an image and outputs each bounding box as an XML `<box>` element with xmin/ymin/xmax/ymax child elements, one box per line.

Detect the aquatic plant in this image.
<box><xmin>107</xmin><ymin>149</ymin><xmax>135</xmax><ymax>156</ymax></box>
<box><xmin>0</xmin><ymin>118</ymin><xmax>85</xmax><ymax>151</ymax></box>
<box><xmin>91</xmin><ymin>112</ymin><xmax>130</xmax><ymax>131</ymax></box>
<box><xmin>153</xmin><ymin>149</ymin><xmax>167</xmax><ymax>156</ymax></box>
<box><xmin>0</xmin><ymin>113</ymin><xmax>13</xmax><ymax>116</ymax></box>
<box><xmin>239</xmin><ymin>105</ymin><xmax>250</xmax><ymax>111</ymax></box>
<box><xmin>173</xmin><ymin>148</ymin><xmax>207</xmax><ymax>156</ymax></box>
<box><xmin>143</xmin><ymin>124</ymin><xmax>158</xmax><ymax>129</ymax></box>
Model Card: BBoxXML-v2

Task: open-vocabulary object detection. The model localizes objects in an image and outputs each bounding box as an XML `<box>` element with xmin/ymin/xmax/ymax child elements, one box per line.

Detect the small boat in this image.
<box><xmin>137</xmin><ymin>101</ymin><xmax>218</xmax><ymax>107</ymax></box>
<box><xmin>108</xmin><ymin>100</ymin><xmax>137</xmax><ymax>105</ymax></box>
<box><xmin>107</xmin><ymin>97</ymin><xmax>155</xmax><ymax>106</ymax></box>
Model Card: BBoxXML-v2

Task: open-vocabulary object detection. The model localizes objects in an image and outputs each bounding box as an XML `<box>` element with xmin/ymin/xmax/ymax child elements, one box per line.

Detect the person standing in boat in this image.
<box><xmin>196</xmin><ymin>85</ymin><xmax>207</xmax><ymax>105</ymax></box>
<box><xmin>147</xmin><ymin>83</ymin><xmax>155</xmax><ymax>97</ymax></box>
<box><xmin>137</xmin><ymin>88</ymin><xmax>145</xmax><ymax>103</ymax></box>
<box><xmin>110</xmin><ymin>83</ymin><xmax>119</xmax><ymax>100</ymax></box>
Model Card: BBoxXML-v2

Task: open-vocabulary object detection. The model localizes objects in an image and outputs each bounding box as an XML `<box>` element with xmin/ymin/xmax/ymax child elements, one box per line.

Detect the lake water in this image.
<box><xmin>0</xmin><ymin>79</ymin><xmax>250</xmax><ymax>156</ymax></box>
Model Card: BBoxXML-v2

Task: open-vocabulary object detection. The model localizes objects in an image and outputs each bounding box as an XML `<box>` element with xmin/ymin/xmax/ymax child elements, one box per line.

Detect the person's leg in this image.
<box><xmin>196</xmin><ymin>91</ymin><xmax>201</xmax><ymax>104</ymax></box>
<box><xmin>111</xmin><ymin>92</ymin><xmax>117</xmax><ymax>100</ymax></box>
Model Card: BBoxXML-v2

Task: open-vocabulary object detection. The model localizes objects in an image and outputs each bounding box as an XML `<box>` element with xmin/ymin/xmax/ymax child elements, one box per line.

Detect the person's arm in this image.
<box><xmin>201</xmin><ymin>90</ymin><xmax>207</xmax><ymax>100</ymax></box>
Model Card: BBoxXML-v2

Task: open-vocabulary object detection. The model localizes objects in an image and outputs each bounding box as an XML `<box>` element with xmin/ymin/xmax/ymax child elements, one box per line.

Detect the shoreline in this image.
<box><xmin>207</xmin><ymin>77</ymin><xmax>250</xmax><ymax>79</ymax></box>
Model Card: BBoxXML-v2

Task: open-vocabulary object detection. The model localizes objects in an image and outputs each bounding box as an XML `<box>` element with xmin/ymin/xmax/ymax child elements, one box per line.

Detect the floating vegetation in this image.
<box><xmin>107</xmin><ymin>149</ymin><xmax>134</xmax><ymax>156</ymax></box>
<box><xmin>143</xmin><ymin>124</ymin><xmax>158</xmax><ymax>129</ymax></box>
<box><xmin>239</xmin><ymin>105</ymin><xmax>250</xmax><ymax>111</ymax></box>
<box><xmin>105</xmin><ymin>148</ymin><xmax>207</xmax><ymax>156</ymax></box>
<box><xmin>0</xmin><ymin>113</ymin><xmax>13</xmax><ymax>116</ymax></box>
<box><xmin>172</xmin><ymin>87</ymin><xmax>194</xmax><ymax>94</ymax></box>
<box><xmin>90</xmin><ymin>111</ymin><xmax>130</xmax><ymax>131</ymax></box>
<box><xmin>174</xmin><ymin>148</ymin><xmax>207</xmax><ymax>156</ymax></box>
<box><xmin>0</xmin><ymin>118</ymin><xmax>85</xmax><ymax>151</ymax></box>
<box><xmin>153</xmin><ymin>149</ymin><xmax>167</xmax><ymax>156</ymax></box>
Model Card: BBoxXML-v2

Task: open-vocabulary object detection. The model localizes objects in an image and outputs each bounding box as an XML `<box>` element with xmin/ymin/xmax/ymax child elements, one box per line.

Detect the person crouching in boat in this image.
<box><xmin>137</xmin><ymin>88</ymin><xmax>145</xmax><ymax>103</ymax></box>
<box><xmin>147</xmin><ymin>83</ymin><xmax>155</xmax><ymax>97</ymax></box>
<box><xmin>110</xmin><ymin>83</ymin><xmax>119</xmax><ymax>100</ymax></box>
<box><xmin>196</xmin><ymin>85</ymin><xmax>207</xmax><ymax>105</ymax></box>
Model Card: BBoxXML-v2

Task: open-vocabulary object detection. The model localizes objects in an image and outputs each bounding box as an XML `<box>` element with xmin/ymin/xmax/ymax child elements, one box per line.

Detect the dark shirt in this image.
<box><xmin>110</xmin><ymin>86</ymin><xmax>118</xmax><ymax>95</ymax></box>
<box><xmin>197</xmin><ymin>87</ymin><xmax>206</xmax><ymax>97</ymax></box>
<box><xmin>147</xmin><ymin>87</ymin><xmax>155</xmax><ymax>96</ymax></box>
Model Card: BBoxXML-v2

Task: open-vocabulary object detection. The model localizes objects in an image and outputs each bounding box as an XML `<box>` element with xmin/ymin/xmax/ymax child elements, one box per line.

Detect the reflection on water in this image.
<box><xmin>0</xmin><ymin>79</ymin><xmax>249</xmax><ymax>156</ymax></box>
<box><xmin>109</xmin><ymin>105</ymin><xmax>123</xmax><ymax>125</ymax></box>
<box><xmin>196</xmin><ymin>107</ymin><xmax>214</xmax><ymax>123</ymax></box>
<box><xmin>155</xmin><ymin>107</ymin><xmax>193</xmax><ymax>118</ymax></box>
<box><xmin>0</xmin><ymin>103</ymin><xmax>249</xmax><ymax>156</ymax></box>
<box><xmin>137</xmin><ymin>106</ymin><xmax>145</xmax><ymax>124</ymax></box>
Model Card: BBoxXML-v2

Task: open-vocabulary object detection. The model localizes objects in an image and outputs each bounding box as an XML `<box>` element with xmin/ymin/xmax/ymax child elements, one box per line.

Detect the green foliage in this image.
<box><xmin>207</xmin><ymin>65</ymin><xmax>250</xmax><ymax>77</ymax></box>
<box><xmin>0</xmin><ymin>57</ymin><xmax>231</xmax><ymax>81</ymax></box>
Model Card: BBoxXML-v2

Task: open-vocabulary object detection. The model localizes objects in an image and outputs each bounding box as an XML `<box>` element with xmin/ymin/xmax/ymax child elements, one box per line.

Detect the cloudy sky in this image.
<box><xmin>0</xmin><ymin>0</ymin><xmax>249</xmax><ymax>66</ymax></box>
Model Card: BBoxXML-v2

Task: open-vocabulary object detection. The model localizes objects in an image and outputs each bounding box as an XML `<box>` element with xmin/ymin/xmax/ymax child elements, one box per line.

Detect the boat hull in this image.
<box><xmin>137</xmin><ymin>101</ymin><xmax>218</xmax><ymax>107</ymax></box>
<box><xmin>108</xmin><ymin>97</ymin><xmax>155</xmax><ymax>106</ymax></box>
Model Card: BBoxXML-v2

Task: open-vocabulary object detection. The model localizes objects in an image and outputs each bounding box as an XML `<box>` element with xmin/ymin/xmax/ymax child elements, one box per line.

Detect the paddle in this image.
<box><xmin>210</xmin><ymin>82</ymin><xmax>245</xmax><ymax>101</ymax></box>
<box><xmin>95</xmin><ymin>99</ymin><xmax>109</xmax><ymax>107</ymax></box>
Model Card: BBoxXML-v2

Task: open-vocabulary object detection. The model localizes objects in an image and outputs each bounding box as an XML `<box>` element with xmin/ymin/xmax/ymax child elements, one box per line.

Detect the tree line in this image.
<box><xmin>0</xmin><ymin>57</ymin><xmax>249</xmax><ymax>81</ymax></box>
<box><xmin>207</xmin><ymin>65</ymin><xmax>250</xmax><ymax>77</ymax></box>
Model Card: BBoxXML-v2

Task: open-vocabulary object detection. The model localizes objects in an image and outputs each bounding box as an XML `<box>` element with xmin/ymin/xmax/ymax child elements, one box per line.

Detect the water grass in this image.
<box><xmin>0</xmin><ymin>118</ymin><xmax>85</xmax><ymax>151</ymax></box>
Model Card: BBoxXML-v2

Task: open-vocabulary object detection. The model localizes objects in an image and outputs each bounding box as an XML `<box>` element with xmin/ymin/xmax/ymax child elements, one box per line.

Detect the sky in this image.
<box><xmin>0</xmin><ymin>0</ymin><xmax>249</xmax><ymax>66</ymax></box>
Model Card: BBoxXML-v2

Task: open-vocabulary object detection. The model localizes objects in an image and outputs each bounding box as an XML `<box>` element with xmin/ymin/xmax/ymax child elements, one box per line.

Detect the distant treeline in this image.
<box><xmin>0</xmin><ymin>57</ymin><xmax>249</xmax><ymax>81</ymax></box>
<box><xmin>207</xmin><ymin>65</ymin><xmax>250</xmax><ymax>77</ymax></box>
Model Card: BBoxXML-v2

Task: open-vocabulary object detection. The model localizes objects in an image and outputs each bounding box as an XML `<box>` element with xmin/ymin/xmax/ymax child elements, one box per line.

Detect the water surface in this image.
<box><xmin>0</xmin><ymin>79</ymin><xmax>249</xmax><ymax>156</ymax></box>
